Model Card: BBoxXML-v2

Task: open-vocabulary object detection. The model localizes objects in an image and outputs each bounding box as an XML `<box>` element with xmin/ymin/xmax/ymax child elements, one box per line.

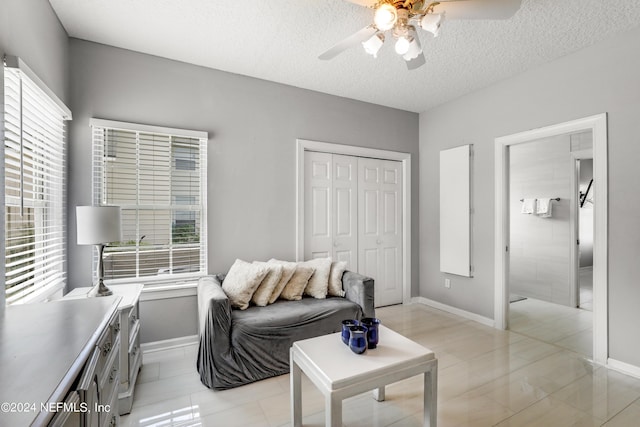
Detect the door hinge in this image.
<box><xmin>506</xmin><ymin>246</ymin><xmax>509</xmax><ymax>252</ymax></box>
<box><xmin>577</xmin><ymin>239</ymin><xmax>580</xmax><ymax>245</ymax></box>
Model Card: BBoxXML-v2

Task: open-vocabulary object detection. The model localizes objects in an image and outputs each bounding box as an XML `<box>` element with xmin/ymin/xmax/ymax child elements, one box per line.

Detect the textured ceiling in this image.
<box><xmin>49</xmin><ymin>0</ymin><xmax>640</xmax><ymax>113</ymax></box>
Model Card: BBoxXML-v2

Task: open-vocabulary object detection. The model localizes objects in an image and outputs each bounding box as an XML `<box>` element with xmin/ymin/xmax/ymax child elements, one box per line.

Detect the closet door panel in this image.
<box><xmin>379</xmin><ymin>160</ymin><xmax>403</xmax><ymax>305</ymax></box>
<box><xmin>332</xmin><ymin>154</ymin><xmax>358</xmax><ymax>271</ymax></box>
<box><xmin>359</xmin><ymin>158</ymin><xmax>403</xmax><ymax>306</ymax></box>
<box><xmin>358</xmin><ymin>158</ymin><xmax>382</xmax><ymax>297</ymax></box>
<box><xmin>304</xmin><ymin>152</ymin><xmax>333</xmax><ymax>260</ymax></box>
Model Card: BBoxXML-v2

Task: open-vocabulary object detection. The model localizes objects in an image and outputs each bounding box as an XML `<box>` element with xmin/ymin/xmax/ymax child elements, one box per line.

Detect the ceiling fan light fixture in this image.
<box><xmin>420</xmin><ymin>13</ymin><xmax>444</xmax><ymax>37</ymax></box>
<box><xmin>362</xmin><ymin>33</ymin><xmax>385</xmax><ymax>58</ymax></box>
<box><xmin>374</xmin><ymin>3</ymin><xmax>398</xmax><ymax>31</ymax></box>
<box><xmin>394</xmin><ymin>35</ymin><xmax>412</xmax><ymax>56</ymax></box>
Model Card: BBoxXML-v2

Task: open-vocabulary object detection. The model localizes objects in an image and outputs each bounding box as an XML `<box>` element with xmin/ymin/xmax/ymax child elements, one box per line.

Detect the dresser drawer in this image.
<box><xmin>99</xmin><ymin>334</ymin><xmax>120</xmax><ymax>406</ymax></box>
<box><xmin>96</xmin><ymin>312</ymin><xmax>120</xmax><ymax>378</ymax></box>
<box><xmin>48</xmin><ymin>391</ymin><xmax>82</xmax><ymax>427</ymax></box>
<box><xmin>101</xmin><ymin>376</ymin><xmax>120</xmax><ymax>427</ymax></box>
<box><xmin>129</xmin><ymin>331</ymin><xmax>141</xmax><ymax>377</ymax></box>
<box><xmin>128</xmin><ymin>302</ymin><xmax>139</xmax><ymax>337</ymax></box>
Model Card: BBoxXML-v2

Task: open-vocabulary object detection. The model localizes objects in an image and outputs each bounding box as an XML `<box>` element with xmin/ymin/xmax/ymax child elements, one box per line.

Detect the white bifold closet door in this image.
<box><xmin>304</xmin><ymin>152</ymin><xmax>358</xmax><ymax>267</ymax></box>
<box><xmin>304</xmin><ymin>151</ymin><xmax>403</xmax><ymax>307</ymax></box>
<box><xmin>357</xmin><ymin>158</ymin><xmax>403</xmax><ymax>307</ymax></box>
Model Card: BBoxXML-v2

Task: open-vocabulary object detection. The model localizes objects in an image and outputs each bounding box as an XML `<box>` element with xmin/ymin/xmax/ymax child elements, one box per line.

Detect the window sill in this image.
<box><xmin>140</xmin><ymin>281</ymin><xmax>198</xmax><ymax>302</ymax></box>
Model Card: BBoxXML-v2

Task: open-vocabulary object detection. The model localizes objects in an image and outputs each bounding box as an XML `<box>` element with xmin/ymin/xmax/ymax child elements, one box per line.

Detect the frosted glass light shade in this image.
<box><xmin>421</xmin><ymin>13</ymin><xmax>444</xmax><ymax>37</ymax></box>
<box><xmin>403</xmin><ymin>36</ymin><xmax>422</xmax><ymax>60</ymax></box>
<box><xmin>395</xmin><ymin>36</ymin><xmax>411</xmax><ymax>55</ymax></box>
<box><xmin>362</xmin><ymin>33</ymin><xmax>385</xmax><ymax>58</ymax></box>
<box><xmin>76</xmin><ymin>206</ymin><xmax>122</xmax><ymax>245</ymax></box>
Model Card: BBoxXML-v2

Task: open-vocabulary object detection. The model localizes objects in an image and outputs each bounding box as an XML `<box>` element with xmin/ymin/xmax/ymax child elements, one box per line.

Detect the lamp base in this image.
<box><xmin>88</xmin><ymin>280</ymin><xmax>113</xmax><ymax>297</ymax></box>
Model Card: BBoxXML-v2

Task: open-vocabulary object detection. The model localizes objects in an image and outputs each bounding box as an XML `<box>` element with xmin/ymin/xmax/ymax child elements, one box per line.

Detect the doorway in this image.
<box><xmin>494</xmin><ymin>114</ymin><xmax>608</xmax><ymax>365</ymax></box>
<box><xmin>506</xmin><ymin>131</ymin><xmax>594</xmax><ymax>357</ymax></box>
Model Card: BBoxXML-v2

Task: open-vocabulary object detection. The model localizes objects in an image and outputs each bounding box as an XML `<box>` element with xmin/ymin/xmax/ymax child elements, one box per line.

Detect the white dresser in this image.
<box><xmin>0</xmin><ymin>297</ymin><xmax>121</xmax><ymax>426</ymax></box>
<box><xmin>65</xmin><ymin>284</ymin><xmax>143</xmax><ymax>415</ymax></box>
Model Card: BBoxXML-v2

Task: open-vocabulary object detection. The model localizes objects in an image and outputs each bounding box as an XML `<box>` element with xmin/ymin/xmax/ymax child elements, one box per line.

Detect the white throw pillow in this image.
<box><xmin>328</xmin><ymin>261</ymin><xmax>348</xmax><ymax>297</ymax></box>
<box><xmin>300</xmin><ymin>257</ymin><xmax>332</xmax><ymax>299</ymax></box>
<box><xmin>222</xmin><ymin>259</ymin><xmax>269</xmax><ymax>310</ymax></box>
<box><xmin>278</xmin><ymin>264</ymin><xmax>315</xmax><ymax>301</ymax></box>
<box><xmin>251</xmin><ymin>262</ymin><xmax>283</xmax><ymax>307</ymax></box>
<box><xmin>267</xmin><ymin>259</ymin><xmax>297</xmax><ymax>304</ymax></box>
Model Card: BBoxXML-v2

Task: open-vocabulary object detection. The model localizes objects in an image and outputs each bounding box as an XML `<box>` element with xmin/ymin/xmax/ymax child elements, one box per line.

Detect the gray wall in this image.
<box><xmin>67</xmin><ymin>39</ymin><xmax>419</xmax><ymax>342</ymax></box>
<box><xmin>139</xmin><ymin>296</ymin><xmax>198</xmax><ymax>343</ymax></box>
<box><xmin>509</xmin><ymin>135</ymin><xmax>572</xmax><ymax>306</ymax></box>
<box><xmin>419</xmin><ymin>26</ymin><xmax>640</xmax><ymax>367</ymax></box>
<box><xmin>0</xmin><ymin>0</ymin><xmax>70</xmax><ymax>313</ymax></box>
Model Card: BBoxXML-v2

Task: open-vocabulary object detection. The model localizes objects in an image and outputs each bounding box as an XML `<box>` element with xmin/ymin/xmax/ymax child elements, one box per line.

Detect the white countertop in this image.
<box><xmin>65</xmin><ymin>284</ymin><xmax>143</xmax><ymax>310</ymax></box>
<box><xmin>0</xmin><ymin>296</ymin><xmax>120</xmax><ymax>426</ymax></box>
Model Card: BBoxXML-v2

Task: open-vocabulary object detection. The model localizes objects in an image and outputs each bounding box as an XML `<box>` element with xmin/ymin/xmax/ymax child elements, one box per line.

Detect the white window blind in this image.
<box><xmin>3</xmin><ymin>58</ymin><xmax>71</xmax><ymax>304</ymax></box>
<box><xmin>91</xmin><ymin>119</ymin><xmax>207</xmax><ymax>283</ymax></box>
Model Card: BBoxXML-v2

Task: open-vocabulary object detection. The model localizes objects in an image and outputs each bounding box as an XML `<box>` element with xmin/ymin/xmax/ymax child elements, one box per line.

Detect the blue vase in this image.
<box><xmin>349</xmin><ymin>325</ymin><xmax>368</xmax><ymax>354</ymax></box>
<box><xmin>360</xmin><ymin>317</ymin><xmax>381</xmax><ymax>349</ymax></box>
<box><xmin>341</xmin><ymin>319</ymin><xmax>359</xmax><ymax>345</ymax></box>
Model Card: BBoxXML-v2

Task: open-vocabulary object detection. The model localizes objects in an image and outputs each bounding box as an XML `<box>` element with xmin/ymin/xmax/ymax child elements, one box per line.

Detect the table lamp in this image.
<box><xmin>76</xmin><ymin>206</ymin><xmax>121</xmax><ymax>297</ymax></box>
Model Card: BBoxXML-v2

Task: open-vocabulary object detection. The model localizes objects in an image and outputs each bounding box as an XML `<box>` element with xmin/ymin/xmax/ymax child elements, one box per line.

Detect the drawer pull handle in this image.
<box><xmin>109</xmin><ymin>367</ymin><xmax>118</xmax><ymax>383</ymax></box>
<box><xmin>102</xmin><ymin>341</ymin><xmax>112</xmax><ymax>356</ymax></box>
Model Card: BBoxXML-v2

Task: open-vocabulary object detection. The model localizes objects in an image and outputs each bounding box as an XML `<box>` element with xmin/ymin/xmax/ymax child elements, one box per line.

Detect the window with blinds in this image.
<box><xmin>91</xmin><ymin>119</ymin><xmax>207</xmax><ymax>282</ymax></box>
<box><xmin>3</xmin><ymin>58</ymin><xmax>71</xmax><ymax>304</ymax></box>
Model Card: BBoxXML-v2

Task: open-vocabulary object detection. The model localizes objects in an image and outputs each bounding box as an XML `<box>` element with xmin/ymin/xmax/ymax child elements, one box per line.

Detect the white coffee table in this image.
<box><xmin>290</xmin><ymin>325</ymin><xmax>437</xmax><ymax>427</ymax></box>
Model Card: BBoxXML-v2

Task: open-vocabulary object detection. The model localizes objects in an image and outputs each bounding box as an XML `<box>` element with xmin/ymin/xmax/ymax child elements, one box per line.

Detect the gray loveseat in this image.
<box><xmin>197</xmin><ymin>271</ymin><xmax>375</xmax><ymax>390</ymax></box>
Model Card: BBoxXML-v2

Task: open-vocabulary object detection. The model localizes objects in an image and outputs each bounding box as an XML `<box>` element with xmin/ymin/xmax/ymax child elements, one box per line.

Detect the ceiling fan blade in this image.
<box><xmin>432</xmin><ymin>0</ymin><xmax>522</xmax><ymax>20</ymax></box>
<box><xmin>406</xmin><ymin>52</ymin><xmax>426</xmax><ymax>70</ymax></box>
<box><xmin>342</xmin><ymin>0</ymin><xmax>378</xmax><ymax>7</ymax></box>
<box><xmin>319</xmin><ymin>26</ymin><xmax>378</xmax><ymax>60</ymax></box>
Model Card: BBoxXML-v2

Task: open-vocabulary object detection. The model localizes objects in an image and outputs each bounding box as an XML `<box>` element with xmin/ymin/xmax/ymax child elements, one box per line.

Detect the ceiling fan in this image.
<box><xmin>319</xmin><ymin>0</ymin><xmax>522</xmax><ymax>70</ymax></box>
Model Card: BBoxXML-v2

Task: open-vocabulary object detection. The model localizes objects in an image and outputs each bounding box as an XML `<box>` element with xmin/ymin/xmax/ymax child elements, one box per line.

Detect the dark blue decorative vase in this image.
<box><xmin>341</xmin><ymin>319</ymin><xmax>359</xmax><ymax>345</ymax></box>
<box><xmin>360</xmin><ymin>317</ymin><xmax>381</xmax><ymax>349</ymax></box>
<box><xmin>349</xmin><ymin>325</ymin><xmax>368</xmax><ymax>354</ymax></box>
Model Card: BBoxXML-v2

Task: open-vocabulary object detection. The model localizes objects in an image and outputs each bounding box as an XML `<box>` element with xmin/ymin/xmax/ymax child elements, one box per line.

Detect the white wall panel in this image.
<box><xmin>439</xmin><ymin>145</ymin><xmax>472</xmax><ymax>277</ymax></box>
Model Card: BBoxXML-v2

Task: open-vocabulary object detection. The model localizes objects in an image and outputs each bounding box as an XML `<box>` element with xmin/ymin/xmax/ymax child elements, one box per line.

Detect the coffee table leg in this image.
<box><xmin>291</xmin><ymin>352</ymin><xmax>302</xmax><ymax>427</ymax></box>
<box><xmin>325</xmin><ymin>393</ymin><xmax>342</xmax><ymax>427</ymax></box>
<box><xmin>423</xmin><ymin>364</ymin><xmax>438</xmax><ymax>427</ymax></box>
<box><xmin>373</xmin><ymin>386</ymin><xmax>385</xmax><ymax>402</ymax></box>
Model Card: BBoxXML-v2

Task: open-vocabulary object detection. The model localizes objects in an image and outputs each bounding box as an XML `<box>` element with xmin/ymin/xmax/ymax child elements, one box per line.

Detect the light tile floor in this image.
<box><xmin>122</xmin><ymin>303</ymin><xmax>640</xmax><ymax>427</ymax></box>
<box><xmin>510</xmin><ymin>297</ymin><xmax>593</xmax><ymax>357</ymax></box>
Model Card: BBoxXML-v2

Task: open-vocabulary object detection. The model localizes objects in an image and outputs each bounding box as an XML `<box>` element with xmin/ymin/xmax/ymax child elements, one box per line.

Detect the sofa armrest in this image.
<box><xmin>197</xmin><ymin>275</ymin><xmax>232</xmax><ymax>355</ymax></box>
<box><xmin>342</xmin><ymin>271</ymin><xmax>375</xmax><ymax>318</ymax></box>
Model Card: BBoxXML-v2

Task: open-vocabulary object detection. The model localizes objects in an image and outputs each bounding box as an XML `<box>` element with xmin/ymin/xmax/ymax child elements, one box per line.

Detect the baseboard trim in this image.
<box><xmin>411</xmin><ymin>296</ymin><xmax>495</xmax><ymax>328</ymax></box>
<box><xmin>141</xmin><ymin>335</ymin><xmax>198</xmax><ymax>354</ymax></box>
<box><xmin>608</xmin><ymin>358</ymin><xmax>640</xmax><ymax>379</ymax></box>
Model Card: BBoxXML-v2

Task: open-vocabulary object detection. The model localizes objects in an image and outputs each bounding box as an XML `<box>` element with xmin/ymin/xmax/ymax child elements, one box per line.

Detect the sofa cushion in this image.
<box><xmin>251</xmin><ymin>262</ymin><xmax>283</xmax><ymax>307</ymax></box>
<box><xmin>267</xmin><ymin>259</ymin><xmax>297</xmax><ymax>303</ymax></box>
<box><xmin>328</xmin><ymin>261</ymin><xmax>348</xmax><ymax>297</ymax></box>
<box><xmin>300</xmin><ymin>257</ymin><xmax>332</xmax><ymax>299</ymax></box>
<box><xmin>222</xmin><ymin>259</ymin><xmax>269</xmax><ymax>310</ymax></box>
<box><xmin>279</xmin><ymin>265</ymin><xmax>314</xmax><ymax>301</ymax></box>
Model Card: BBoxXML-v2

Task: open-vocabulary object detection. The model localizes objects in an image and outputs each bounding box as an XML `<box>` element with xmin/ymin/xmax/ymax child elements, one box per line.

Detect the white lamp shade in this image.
<box><xmin>76</xmin><ymin>206</ymin><xmax>122</xmax><ymax>245</ymax></box>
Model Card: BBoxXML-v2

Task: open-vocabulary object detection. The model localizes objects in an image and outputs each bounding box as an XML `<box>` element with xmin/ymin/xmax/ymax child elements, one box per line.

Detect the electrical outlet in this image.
<box><xmin>445</xmin><ymin>278</ymin><xmax>451</xmax><ymax>289</ymax></box>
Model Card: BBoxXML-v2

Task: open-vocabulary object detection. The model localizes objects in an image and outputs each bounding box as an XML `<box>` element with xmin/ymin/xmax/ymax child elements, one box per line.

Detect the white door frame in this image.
<box><xmin>494</xmin><ymin>114</ymin><xmax>608</xmax><ymax>365</ymax></box>
<box><xmin>296</xmin><ymin>139</ymin><xmax>412</xmax><ymax>304</ymax></box>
